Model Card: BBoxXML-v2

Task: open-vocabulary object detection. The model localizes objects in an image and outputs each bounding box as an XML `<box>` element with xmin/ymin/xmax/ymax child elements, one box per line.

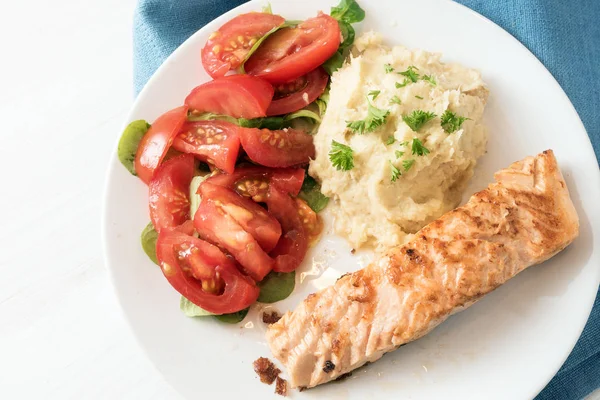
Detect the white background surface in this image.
<box><xmin>0</xmin><ymin>0</ymin><xmax>597</xmax><ymax>399</ymax></box>
<box><xmin>0</xmin><ymin>0</ymin><xmax>178</xmax><ymax>398</ymax></box>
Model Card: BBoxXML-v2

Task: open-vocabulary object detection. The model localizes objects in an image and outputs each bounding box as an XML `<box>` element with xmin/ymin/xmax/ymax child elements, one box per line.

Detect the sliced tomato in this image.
<box><xmin>201</xmin><ymin>12</ymin><xmax>286</xmax><ymax>78</ymax></box>
<box><xmin>148</xmin><ymin>154</ymin><xmax>195</xmax><ymax>232</ymax></box>
<box><xmin>172</xmin><ymin>120</ymin><xmax>240</xmax><ymax>174</ymax></box>
<box><xmin>185</xmin><ymin>75</ymin><xmax>274</xmax><ymax>119</ymax></box>
<box><xmin>205</xmin><ymin>166</ymin><xmax>305</xmax><ymax>202</ymax></box>
<box><xmin>266</xmin><ymin>68</ymin><xmax>329</xmax><ymax>116</ymax></box>
<box><xmin>199</xmin><ymin>182</ymin><xmax>281</xmax><ymax>252</ymax></box>
<box><xmin>135</xmin><ymin>105</ymin><xmax>189</xmax><ymax>184</ymax></box>
<box><xmin>194</xmin><ymin>199</ymin><xmax>273</xmax><ymax>281</ymax></box>
<box><xmin>240</xmin><ymin>127</ymin><xmax>315</xmax><ymax>167</ymax></box>
<box><xmin>266</xmin><ymin>185</ymin><xmax>308</xmax><ymax>273</ymax></box>
<box><xmin>295</xmin><ymin>197</ymin><xmax>323</xmax><ymax>246</ymax></box>
<box><xmin>245</xmin><ymin>14</ymin><xmax>341</xmax><ymax>83</ymax></box>
<box><xmin>156</xmin><ymin>228</ymin><xmax>259</xmax><ymax>314</ymax></box>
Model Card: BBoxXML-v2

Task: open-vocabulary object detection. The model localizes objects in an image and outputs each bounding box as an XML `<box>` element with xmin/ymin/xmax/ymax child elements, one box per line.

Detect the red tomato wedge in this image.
<box><xmin>266</xmin><ymin>185</ymin><xmax>308</xmax><ymax>273</ymax></box>
<box><xmin>205</xmin><ymin>166</ymin><xmax>304</xmax><ymax>202</ymax></box>
<box><xmin>156</xmin><ymin>228</ymin><xmax>259</xmax><ymax>314</ymax></box>
<box><xmin>266</xmin><ymin>68</ymin><xmax>329</xmax><ymax>116</ymax></box>
<box><xmin>295</xmin><ymin>197</ymin><xmax>323</xmax><ymax>245</ymax></box>
<box><xmin>245</xmin><ymin>14</ymin><xmax>341</xmax><ymax>83</ymax></box>
<box><xmin>185</xmin><ymin>75</ymin><xmax>274</xmax><ymax>119</ymax></box>
<box><xmin>194</xmin><ymin>199</ymin><xmax>273</xmax><ymax>281</ymax></box>
<box><xmin>199</xmin><ymin>183</ymin><xmax>282</xmax><ymax>252</ymax></box>
<box><xmin>172</xmin><ymin>120</ymin><xmax>241</xmax><ymax>174</ymax></box>
<box><xmin>201</xmin><ymin>12</ymin><xmax>286</xmax><ymax>78</ymax></box>
<box><xmin>240</xmin><ymin>127</ymin><xmax>315</xmax><ymax>167</ymax></box>
<box><xmin>135</xmin><ymin>105</ymin><xmax>189</xmax><ymax>184</ymax></box>
<box><xmin>148</xmin><ymin>154</ymin><xmax>195</xmax><ymax>232</ymax></box>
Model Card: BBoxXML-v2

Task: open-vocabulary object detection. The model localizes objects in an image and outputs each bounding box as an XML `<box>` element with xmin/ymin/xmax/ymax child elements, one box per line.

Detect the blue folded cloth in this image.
<box><xmin>133</xmin><ymin>0</ymin><xmax>600</xmax><ymax>398</ymax></box>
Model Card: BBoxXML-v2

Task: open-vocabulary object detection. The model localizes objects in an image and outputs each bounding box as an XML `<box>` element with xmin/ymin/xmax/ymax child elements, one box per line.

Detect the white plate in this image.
<box><xmin>102</xmin><ymin>0</ymin><xmax>600</xmax><ymax>398</ymax></box>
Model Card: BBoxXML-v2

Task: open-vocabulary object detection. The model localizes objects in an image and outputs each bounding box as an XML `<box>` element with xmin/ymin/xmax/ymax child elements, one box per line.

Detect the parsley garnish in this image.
<box><xmin>415</xmin><ymin>95</ymin><xmax>424</xmax><ymax>100</ymax></box>
<box><xmin>441</xmin><ymin>109</ymin><xmax>470</xmax><ymax>133</ymax></box>
<box><xmin>385</xmin><ymin>136</ymin><xmax>396</xmax><ymax>145</ymax></box>
<box><xmin>368</xmin><ymin>90</ymin><xmax>381</xmax><ymax>100</ymax></box>
<box><xmin>402</xmin><ymin>159</ymin><xmax>415</xmax><ymax>171</ymax></box>
<box><xmin>384</xmin><ymin>63</ymin><xmax>394</xmax><ymax>73</ymax></box>
<box><xmin>411</xmin><ymin>138</ymin><xmax>430</xmax><ymax>156</ymax></box>
<box><xmin>390</xmin><ymin>161</ymin><xmax>401</xmax><ymax>182</ymax></box>
<box><xmin>346</xmin><ymin>120</ymin><xmax>366</xmax><ymax>133</ymax></box>
<box><xmin>398</xmin><ymin>141</ymin><xmax>408</xmax><ymax>146</ymax></box>
<box><xmin>402</xmin><ymin>110</ymin><xmax>437</xmax><ymax>132</ymax></box>
<box><xmin>390</xmin><ymin>95</ymin><xmax>401</xmax><ymax>105</ymax></box>
<box><xmin>398</xmin><ymin>66</ymin><xmax>420</xmax><ymax>83</ymax></box>
<box><xmin>422</xmin><ymin>75</ymin><xmax>437</xmax><ymax>86</ymax></box>
<box><xmin>395</xmin><ymin>150</ymin><xmax>404</xmax><ymax>158</ymax></box>
<box><xmin>329</xmin><ymin>140</ymin><xmax>354</xmax><ymax>171</ymax></box>
<box><xmin>395</xmin><ymin>80</ymin><xmax>409</xmax><ymax>88</ymax></box>
<box><xmin>346</xmin><ymin>97</ymin><xmax>390</xmax><ymax>134</ymax></box>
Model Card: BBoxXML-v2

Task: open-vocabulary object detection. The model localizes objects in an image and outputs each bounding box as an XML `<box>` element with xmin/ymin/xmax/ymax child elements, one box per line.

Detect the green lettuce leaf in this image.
<box><xmin>118</xmin><ymin>120</ymin><xmax>150</xmax><ymax>175</ymax></box>
<box><xmin>140</xmin><ymin>222</ymin><xmax>159</xmax><ymax>265</ymax></box>
<box><xmin>299</xmin><ymin>175</ymin><xmax>329</xmax><ymax>213</ymax></box>
<box><xmin>330</xmin><ymin>0</ymin><xmax>366</xmax><ymax>23</ymax></box>
<box><xmin>257</xmin><ymin>271</ymin><xmax>296</xmax><ymax>303</ymax></box>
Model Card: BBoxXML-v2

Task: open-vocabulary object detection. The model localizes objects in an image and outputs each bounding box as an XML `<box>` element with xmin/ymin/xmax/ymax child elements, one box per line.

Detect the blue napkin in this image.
<box><xmin>133</xmin><ymin>1</ymin><xmax>600</xmax><ymax>398</ymax></box>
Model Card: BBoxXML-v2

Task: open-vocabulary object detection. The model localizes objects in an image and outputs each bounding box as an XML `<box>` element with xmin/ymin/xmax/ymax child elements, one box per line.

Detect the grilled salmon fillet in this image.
<box><xmin>266</xmin><ymin>150</ymin><xmax>579</xmax><ymax>389</ymax></box>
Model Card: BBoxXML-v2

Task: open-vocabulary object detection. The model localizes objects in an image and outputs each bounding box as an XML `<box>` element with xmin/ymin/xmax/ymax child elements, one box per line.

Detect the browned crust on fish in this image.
<box><xmin>266</xmin><ymin>150</ymin><xmax>579</xmax><ymax>388</ymax></box>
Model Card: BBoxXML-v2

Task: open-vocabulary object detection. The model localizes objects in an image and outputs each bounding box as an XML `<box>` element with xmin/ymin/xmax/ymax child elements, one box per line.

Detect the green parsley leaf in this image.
<box><xmin>441</xmin><ymin>109</ymin><xmax>470</xmax><ymax>133</ymax></box>
<box><xmin>397</xmin><ymin>65</ymin><xmax>420</xmax><ymax>83</ymax></box>
<box><xmin>415</xmin><ymin>95</ymin><xmax>424</xmax><ymax>100</ymax></box>
<box><xmin>346</xmin><ymin>98</ymin><xmax>390</xmax><ymax>134</ymax></box>
<box><xmin>395</xmin><ymin>150</ymin><xmax>405</xmax><ymax>158</ymax></box>
<box><xmin>346</xmin><ymin>120</ymin><xmax>366</xmax><ymax>134</ymax></box>
<box><xmin>390</xmin><ymin>95</ymin><xmax>402</xmax><ymax>105</ymax></box>
<box><xmin>395</xmin><ymin>79</ymin><xmax>410</xmax><ymax>88</ymax></box>
<box><xmin>385</xmin><ymin>136</ymin><xmax>396</xmax><ymax>145</ymax></box>
<box><xmin>384</xmin><ymin>63</ymin><xmax>394</xmax><ymax>73</ymax></box>
<box><xmin>390</xmin><ymin>161</ymin><xmax>401</xmax><ymax>182</ymax></box>
<box><xmin>402</xmin><ymin>159</ymin><xmax>415</xmax><ymax>171</ymax></box>
<box><xmin>411</xmin><ymin>138</ymin><xmax>430</xmax><ymax>156</ymax></box>
<box><xmin>330</xmin><ymin>0</ymin><xmax>366</xmax><ymax>24</ymax></box>
<box><xmin>398</xmin><ymin>141</ymin><xmax>408</xmax><ymax>146</ymax></box>
<box><xmin>368</xmin><ymin>90</ymin><xmax>381</xmax><ymax>100</ymax></box>
<box><xmin>299</xmin><ymin>175</ymin><xmax>330</xmax><ymax>213</ymax></box>
<box><xmin>402</xmin><ymin>110</ymin><xmax>437</xmax><ymax>132</ymax></box>
<box><xmin>422</xmin><ymin>74</ymin><xmax>437</xmax><ymax>86</ymax></box>
<box><xmin>329</xmin><ymin>140</ymin><xmax>354</xmax><ymax>171</ymax></box>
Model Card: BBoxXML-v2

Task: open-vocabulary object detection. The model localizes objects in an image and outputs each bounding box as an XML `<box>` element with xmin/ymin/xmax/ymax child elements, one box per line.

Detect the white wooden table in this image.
<box><xmin>0</xmin><ymin>0</ymin><xmax>178</xmax><ymax>398</ymax></box>
<box><xmin>0</xmin><ymin>1</ymin><xmax>596</xmax><ymax>399</ymax></box>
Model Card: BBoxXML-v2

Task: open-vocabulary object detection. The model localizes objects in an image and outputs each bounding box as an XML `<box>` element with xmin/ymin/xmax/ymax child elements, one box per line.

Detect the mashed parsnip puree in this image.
<box><xmin>309</xmin><ymin>32</ymin><xmax>488</xmax><ymax>250</ymax></box>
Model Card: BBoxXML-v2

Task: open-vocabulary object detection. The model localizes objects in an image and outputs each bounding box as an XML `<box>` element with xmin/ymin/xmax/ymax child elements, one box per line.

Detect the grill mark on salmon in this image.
<box><xmin>266</xmin><ymin>150</ymin><xmax>579</xmax><ymax>388</ymax></box>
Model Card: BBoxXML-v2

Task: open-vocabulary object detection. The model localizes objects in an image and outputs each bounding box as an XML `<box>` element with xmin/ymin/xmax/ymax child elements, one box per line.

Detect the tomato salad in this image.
<box><xmin>118</xmin><ymin>0</ymin><xmax>365</xmax><ymax>323</ymax></box>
